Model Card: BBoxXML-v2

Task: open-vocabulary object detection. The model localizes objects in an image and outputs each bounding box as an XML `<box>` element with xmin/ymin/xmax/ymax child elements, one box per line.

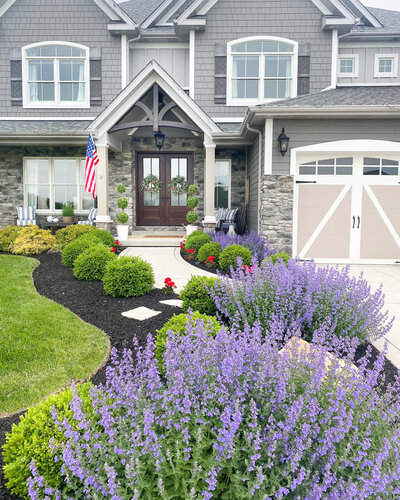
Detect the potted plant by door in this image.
<box><xmin>62</xmin><ymin>203</ymin><xmax>74</xmax><ymax>224</ymax></box>
<box><xmin>116</xmin><ymin>184</ymin><xmax>129</xmax><ymax>241</ymax></box>
<box><xmin>186</xmin><ymin>184</ymin><xmax>199</xmax><ymax>237</ymax></box>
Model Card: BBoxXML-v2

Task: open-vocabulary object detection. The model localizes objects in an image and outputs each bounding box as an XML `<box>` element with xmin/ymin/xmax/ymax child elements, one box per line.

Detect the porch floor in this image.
<box><xmin>121</xmin><ymin>230</ymin><xmax>186</xmax><ymax>247</ymax></box>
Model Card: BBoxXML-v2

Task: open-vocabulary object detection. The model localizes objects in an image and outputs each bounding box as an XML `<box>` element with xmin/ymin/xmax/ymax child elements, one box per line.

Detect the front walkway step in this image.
<box><xmin>121</xmin><ymin>247</ymin><xmax>215</xmax><ymax>293</ymax></box>
<box><xmin>120</xmin><ymin>230</ymin><xmax>186</xmax><ymax>247</ymax></box>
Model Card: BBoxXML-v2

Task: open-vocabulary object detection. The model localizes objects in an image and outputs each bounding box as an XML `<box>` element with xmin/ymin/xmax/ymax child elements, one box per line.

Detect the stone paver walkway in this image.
<box><xmin>121</xmin><ymin>246</ymin><xmax>215</xmax><ymax>293</ymax></box>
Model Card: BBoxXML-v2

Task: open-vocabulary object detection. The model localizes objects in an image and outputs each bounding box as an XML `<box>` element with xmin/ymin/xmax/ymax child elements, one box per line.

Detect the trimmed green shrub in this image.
<box><xmin>0</xmin><ymin>225</ymin><xmax>24</xmax><ymax>252</ymax></box>
<box><xmin>3</xmin><ymin>382</ymin><xmax>95</xmax><ymax>498</ymax></box>
<box><xmin>117</xmin><ymin>212</ymin><xmax>129</xmax><ymax>224</ymax></box>
<box><xmin>180</xmin><ymin>275</ymin><xmax>219</xmax><ymax>315</ymax></box>
<box><xmin>185</xmin><ymin>231</ymin><xmax>211</xmax><ymax>254</ymax></box>
<box><xmin>188</xmin><ymin>184</ymin><xmax>198</xmax><ymax>194</ymax></box>
<box><xmin>265</xmin><ymin>251</ymin><xmax>291</xmax><ymax>265</ymax></box>
<box><xmin>186</xmin><ymin>210</ymin><xmax>198</xmax><ymax>224</ymax></box>
<box><xmin>155</xmin><ymin>312</ymin><xmax>221</xmax><ymax>373</ymax></box>
<box><xmin>197</xmin><ymin>241</ymin><xmax>222</xmax><ymax>264</ymax></box>
<box><xmin>73</xmin><ymin>244</ymin><xmax>117</xmax><ymax>281</ymax></box>
<box><xmin>187</xmin><ymin>196</ymin><xmax>198</xmax><ymax>209</ymax></box>
<box><xmin>61</xmin><ymin>234</ymin><xmax>103</xmax><ymax>267</ymax></box>
<box><xmin>87</xmin><ymin>228</ymin><xmax>114</xmax><ymax>247</ymax></box>
<box><xmin>219</xmin><ymin>243</ymin><xmax>252</xmax><ymax>271</ymax></box>
<box><xmin>103</xmin><ymin>256</ymin><xmax>154</xmax><ymax>297</ymax></box>
<box><xmin>11</xmin><ymin>226</ymin><xmax>55</xmax><ymax>256</ymax></box>
<box><xmin>53</xmin><ymin>224</ymin><xmax>96</xmax><ymax>251</ymax></box>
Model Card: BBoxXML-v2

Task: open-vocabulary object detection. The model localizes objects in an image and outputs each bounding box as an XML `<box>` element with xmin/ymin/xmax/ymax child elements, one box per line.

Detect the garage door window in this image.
<box><xmin>363</xmin><ymin>158</ymin><xmax>399</xmax><ymax>176</ymax></box>
<box><xmin>299</xmin><ymin>157</ymin><xmax>353</xmax><ymax>176</ymax></box>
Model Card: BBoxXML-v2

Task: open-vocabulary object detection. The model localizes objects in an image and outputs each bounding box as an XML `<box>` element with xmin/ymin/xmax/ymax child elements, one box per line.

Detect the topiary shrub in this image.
<box><xmin>11</xmin><ymin>226</ymin><xmax>55</xmax><ymax>256</ymax></box>
<box><xmin>73</xmin><ymin>244</ymin><xmax>117</xmax><ymax>281</ymax></box>
<box><xmin>180</xmin><ymin>275</ymin><xmax>219</xmax><ymax>315</ymax></box>
<box><xmin>197</xmin><ymin>241</ymin><xmax>222</xmax><ymax>265</ymax></box>
<box><xmin>53</xmin><ymin>225</ymin><xmax>96</xmax><ymax>251</ymax></box>
<box><xmin>3</xmin><ymin>382</ymin><xmax>95</xmax><ymax>498</ymax></box>
<box><xmin>155</xmin><ymin>312</ymin><xmax>221</xmax><ymax>373</ymax></box>
<box><xmin>219</xmin><ymin>243</ymin><xmax>252</xmax><ymax>271</ymax></box>
<box><xmin>265</xmin><ymin>251</ymin><xmax>291</xmax><ymax>266</ymax></box>
<box><xmin>61</xmin><ymin>234</ymin><xmax>104</xmax><ymax>267</ymax></box>
<box><xmin>0</xmin><ymin>225</ymin><xmax>24</xmax><ymax>252</ymax></box>
<box><xmin>185</xmin><ymin>232</ymin><xmax>211</xmax><ymax>255</ymax></box>
<box><xmin>103</xmin><ymin>256</ymin><xmax>154</xmax><ymax>297</ymax></box>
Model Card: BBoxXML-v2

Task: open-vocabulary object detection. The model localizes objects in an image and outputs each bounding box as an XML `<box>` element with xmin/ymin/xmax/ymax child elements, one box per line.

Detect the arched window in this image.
<box><xmin>227</xmin><ymin>36</ymin><xmax>298</xmax><ymax>106</ymax></box>
<box><xmin>22</xmin><ymin>42</ymin><xmax>89</xmax><ymax>108</ymax></box>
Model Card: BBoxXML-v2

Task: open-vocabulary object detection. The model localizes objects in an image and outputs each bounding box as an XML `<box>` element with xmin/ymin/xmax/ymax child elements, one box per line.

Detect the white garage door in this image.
<box><xmin>294</xmin><ymin>154</ymin><xmax>400</xmax><ymax>263</ymax></box>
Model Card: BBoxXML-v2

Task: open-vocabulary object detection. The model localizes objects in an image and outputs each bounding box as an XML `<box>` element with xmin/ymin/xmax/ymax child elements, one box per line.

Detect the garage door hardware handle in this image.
<box><xmin>296</xmin><ymin>180</ymin><xmax>317</xmax><ymax>184</ymax></box>
<box><xmin>357</xmin><ymin>216</ymin><xmax>361</xmax><ymax>229</ymax></box>
<box><xmin>352</xmin><ymin>216</ymin><xmax>356</xmax><ymax>229</ymax></box>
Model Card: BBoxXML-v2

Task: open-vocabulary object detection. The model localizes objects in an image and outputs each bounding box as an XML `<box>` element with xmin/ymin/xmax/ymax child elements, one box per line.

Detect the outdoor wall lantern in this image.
<box><xmin>154</xmin><ymin>130</ymin><xmax>165</xmax><ymax>151</ymax></box>
<box><xmin>277</xmin><ymin>128</ymin><xmax>290</xmax><ymax>157</ymax></box>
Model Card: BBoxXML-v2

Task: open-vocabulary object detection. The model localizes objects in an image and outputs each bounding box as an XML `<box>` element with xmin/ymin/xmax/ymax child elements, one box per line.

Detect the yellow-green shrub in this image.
<box><xmin>53</xmin><ymin>224</ymin><xmax>96</xmax><ymax>250</ymax></box>
<box><xmin>11</xmin><ymin>226</ymin><xmax>55</xmax><ymax>256</ymax></box>
<box><xmin>0</xmin><ymin>225</ymin><xmax>24</xmax><ymax>252</ymax></box>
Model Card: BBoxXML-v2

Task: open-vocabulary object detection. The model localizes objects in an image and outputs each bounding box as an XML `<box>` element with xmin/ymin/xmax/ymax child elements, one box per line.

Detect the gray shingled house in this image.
<box><xmin>1</xmin><ymin>0</ymin><xmax>400</xmax><ymax>263</ymax></box>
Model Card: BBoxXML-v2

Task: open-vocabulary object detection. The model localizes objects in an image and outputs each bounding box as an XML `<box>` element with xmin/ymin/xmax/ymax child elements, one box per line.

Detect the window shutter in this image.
<box><xmin>10</xmin><ymin>48</ymin><xmax>22</xmax><ymax>106</ymax></box>
<box><xmin>297</xmin><ymin>43</ymin><xmax>311</xmax><ymax>96</ymax></box>
<box><xmin>214</xmin><ymin>44</ymin><xmax>227</xmax><ymax>104</ymax></box>
<box><xmin>90</xmin><ymin>48</ymin><xmax>102</xmax><ymax>107</ymax></box>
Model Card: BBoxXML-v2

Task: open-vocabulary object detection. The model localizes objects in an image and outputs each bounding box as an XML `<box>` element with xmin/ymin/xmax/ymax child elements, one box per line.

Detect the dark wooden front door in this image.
<box><xmin>137</xmin><ymin>153</ymin><xmax>194</xmax><ymax>226</ymax></box>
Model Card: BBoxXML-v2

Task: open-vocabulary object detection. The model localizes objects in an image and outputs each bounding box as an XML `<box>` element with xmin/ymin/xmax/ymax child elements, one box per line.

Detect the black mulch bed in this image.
<box><xmin>0</xmin><ymin>252</ymin><xmax>180</xmax><ymax>499</ymax></box>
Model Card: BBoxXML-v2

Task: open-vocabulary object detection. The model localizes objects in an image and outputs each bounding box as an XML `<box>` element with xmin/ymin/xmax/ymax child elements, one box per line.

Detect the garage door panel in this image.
<box><xmin>371</xmin><ymin>186</ymin><xmax>400</xmax><ymax>237</ymax></box>
<box><xmin>297</xmin><ymin>185</ymin><xmax>344</xmax><ymax>255</ymax></box>
<box><xmin>303</xmin><ymin>189</ymin><xmax>351</xmax><ymax>259</ymax></box>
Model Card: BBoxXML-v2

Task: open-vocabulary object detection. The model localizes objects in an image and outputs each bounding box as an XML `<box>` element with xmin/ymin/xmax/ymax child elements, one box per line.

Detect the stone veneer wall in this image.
<box><xmin>0</xmin><ymin>145</ymin><xmax>86</xmax><ymax>228</ymax></box>
<box><xmin>260</xmin><ymin>175</ymin><xmax>294</xmax><ymax>254</ymax></box>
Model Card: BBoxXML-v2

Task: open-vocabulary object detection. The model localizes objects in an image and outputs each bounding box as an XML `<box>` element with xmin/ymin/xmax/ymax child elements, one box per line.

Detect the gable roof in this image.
<box><xmin>350</xmin><ymin>7</ymin><xmax>400</xmax><ymax>34</ymax></box>
<box><xmin>118</xmin><ymin>0</ymin><xmax>165</xmax><ymax>25</ymax></box>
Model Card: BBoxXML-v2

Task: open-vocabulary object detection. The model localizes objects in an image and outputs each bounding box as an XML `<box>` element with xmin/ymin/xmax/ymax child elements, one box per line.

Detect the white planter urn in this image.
<box><xmin>186</xmin><ymin>224</ymin><xmax>197</xmax><ymax>237</ymax></box>
<box><xmin>117</xmin><ymin>224</ymin><xmax>129</xmax><ymax>241</ymax></box>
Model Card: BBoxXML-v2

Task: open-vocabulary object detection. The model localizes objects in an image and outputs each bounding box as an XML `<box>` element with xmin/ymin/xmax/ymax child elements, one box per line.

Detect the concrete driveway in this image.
<box><xmin>349</xmin><ymin>265</ymin><xmax>400</xmax><ymax>369</ymax></box>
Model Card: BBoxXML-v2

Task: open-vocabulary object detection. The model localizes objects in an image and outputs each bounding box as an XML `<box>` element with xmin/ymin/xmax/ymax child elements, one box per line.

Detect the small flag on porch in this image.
<box><xmin>85</xmin><ymin>133</ymin><xmax>99</xmax><ymax>199</ymax></box>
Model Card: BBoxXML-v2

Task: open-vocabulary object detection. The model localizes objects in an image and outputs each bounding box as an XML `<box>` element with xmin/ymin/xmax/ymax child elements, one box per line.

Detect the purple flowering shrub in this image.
<box><xmin>27</xmin><ymin>322</ymin><xmax>400</xmax><ymax>499</ymax></box>
<box><xmin>211</xmin><ymin>231</ymin><xmax>276</xmax><ymax>263</ymax></box>
<box><xmin>209</xmin><ymin>259</ymin><xmax>393</xmax><ymax>343</ymax></box>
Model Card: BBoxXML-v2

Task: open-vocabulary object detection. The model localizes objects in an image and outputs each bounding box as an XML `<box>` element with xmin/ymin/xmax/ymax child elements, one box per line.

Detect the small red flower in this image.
<box><xmin>187</xmin><ymin>248</ymin><xmax>195</xmax><ymax>254</ymax></box>
<box><xmin>114</xmin><ymin>240</ymin><xmax>120</xmax><ymax>245</ymax></box>
<box><xmin>207</xmin><ymin>256</ymin><xmax>215</xmax><ymax>262</ymax></box>
<box><xmin>109</xmin><ymin>247</ymin><xmax>116</xmax><ymax>252</ymax></box>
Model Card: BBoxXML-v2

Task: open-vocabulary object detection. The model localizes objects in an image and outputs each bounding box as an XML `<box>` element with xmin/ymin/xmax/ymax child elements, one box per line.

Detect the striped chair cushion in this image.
<box><xmin>214</xmin><ymin>207</ymin><xmax>225</xmax><ymax>228</ymax></box>
<box><xmin>224</xmin><ymin>208</ymin><xmax>237</xmax><ymax>224</ymax></box>
<box><xmin>17</xmin><ymin>206</ymin><xmax>36</xmax><ymax>221</ymax></box>
<box><xmin>78</xmin><ymin>220</ymin><xmax>92</xmax><ymax>225</ymax></box>
<box><xmin>17</xmin><ymin>219</ymin><xmax>36</xmax><ymax>226</ymax></box>
<box><xmin>88</xmin><ymin>208</ymin><xmax>98</xmax><ymax>222</ymax></box>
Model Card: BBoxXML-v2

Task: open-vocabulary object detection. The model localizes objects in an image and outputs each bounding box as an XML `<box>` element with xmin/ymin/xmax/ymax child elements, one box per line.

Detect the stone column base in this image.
<box><xmin>95</xmin><ymin>215</ymin><xmax>112</xmax><ymax>231</ymax></box>
<box><xmin>202</xmin><ymin>215</ymin><xmax>216</xmax><ymax>231</ymax></box>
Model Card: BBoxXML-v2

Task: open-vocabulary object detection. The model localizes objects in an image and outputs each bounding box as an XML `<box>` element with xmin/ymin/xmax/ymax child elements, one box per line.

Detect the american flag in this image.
<box><xmin>85</xmin><ymin>133</ymin><xmax>99</xmax><ymax>198</ymax></box>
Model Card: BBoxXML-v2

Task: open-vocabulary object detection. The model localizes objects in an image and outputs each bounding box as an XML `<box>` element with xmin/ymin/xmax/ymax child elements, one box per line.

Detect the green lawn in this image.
<box><xmin>0</xmin><ymin>255</ymin><xmax>109</xmax><ymax>414</ymax></box>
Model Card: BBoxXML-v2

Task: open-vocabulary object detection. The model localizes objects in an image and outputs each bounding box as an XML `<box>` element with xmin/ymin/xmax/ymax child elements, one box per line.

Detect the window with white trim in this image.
<box><xmin>338</xmin><ymin>55</ymin><xmax>359</xmax><ymax>77</ymax></box>
<box><xmin>215</xmin><ymin>160</ymin><xmax>231</xmax><ymax>208</ymax></box>
<box><xmin>374</xmin><ymin>54</ymin><xmax>398</xmax><ymax>78</ymax></box>
<box><xmin>299</xmin><ymin>157</ymin><xmax>354</xmax><ymax>176</ymax></box>
<box><xmin>227</xmin><ymin>37</ymin><xmax>298</xmax><ymax>105</ymax></box>
<box><xmin>23</xmin><ymin>43</ymin><xmax>90</xmax><ymax>108</ymax></box>
<box><xmin>24</xmin><ymin>158</ymin><xmax>95</xmax><ymax>212</ymax></box>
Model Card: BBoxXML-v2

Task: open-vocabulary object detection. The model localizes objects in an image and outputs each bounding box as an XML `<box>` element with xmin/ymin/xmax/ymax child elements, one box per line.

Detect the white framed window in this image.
<box><xmin>338</xmin><ymin>54</ymin><xmax>359</xmax><ymax>77</ymax></box>
<box><xmin>227</xmin><ymin>36</ymin><xmax>298</xmax><ymax>106</ymax></box>
<box><xmin>374</xmin><ymin>54</ymin><xmax>398</xmax><ymax>78</ymax></box>
<box><xmin>24</xmin><ymin>157</ymin><xmax>95</xmax><ymax>213</ymax></box>
<box><xmin>215</xmin><ymin>160</ymin><xmax>231</xmax><ymax>208</ymax></box>
<box><xmin>22</xmin><ymin>42</ymin><xmax>90</xmax><ymax>108</ymax></box>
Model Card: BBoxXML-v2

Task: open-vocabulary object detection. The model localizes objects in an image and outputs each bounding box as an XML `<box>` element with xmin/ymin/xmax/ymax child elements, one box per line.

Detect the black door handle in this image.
<box><xmin>357</xmin><ymin>216</ymin><xmax>361</xmax><ymax>229</ymax></box>
<box><xmin>352</xmin><ymin>216</ymin><xmax>356</xmax><ymax>228</ymax></box>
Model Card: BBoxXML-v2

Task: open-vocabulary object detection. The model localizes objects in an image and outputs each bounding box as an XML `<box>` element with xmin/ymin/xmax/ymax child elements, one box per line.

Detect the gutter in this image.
<box><xmin>247</xmin><ymin>105</ymin><xmax>400</xmax><ymax>119</ymax></box>
<box><xmin>339</xmin><ymin>31</ymin><xmax>400</xmax><ymax>39</ymax></box>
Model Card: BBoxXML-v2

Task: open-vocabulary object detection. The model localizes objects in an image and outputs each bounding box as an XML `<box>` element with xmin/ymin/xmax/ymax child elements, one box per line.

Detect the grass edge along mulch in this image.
<box><xmin>0</xmin><ymin>254</ymin><xmax>109</xmax><ymax>416</ymax></box>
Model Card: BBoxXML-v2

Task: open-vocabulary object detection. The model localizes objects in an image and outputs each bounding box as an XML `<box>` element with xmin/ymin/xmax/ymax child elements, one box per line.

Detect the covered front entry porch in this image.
<box><xmin>88</xmin><ymin>61</ymin><xmax>221</xmax><ymax>231</ymax></box>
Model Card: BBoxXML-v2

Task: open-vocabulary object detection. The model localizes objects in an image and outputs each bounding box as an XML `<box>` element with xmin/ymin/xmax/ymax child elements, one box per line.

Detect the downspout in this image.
<box><xmin>246</xmin><ymin>124</ymin><xmax>263</xmax><ymax>233</ymax></box>
<box><xmin>322</xmin><ymin>29</ymin><xmax>338</xmax><ymax>91</ymax></box>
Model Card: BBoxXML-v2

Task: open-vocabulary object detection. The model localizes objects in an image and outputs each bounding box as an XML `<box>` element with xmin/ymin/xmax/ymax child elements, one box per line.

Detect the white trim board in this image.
<box><xmin>0</xmin><ymin>117</ymin><xmax>95</xmax><ymax>120</ymax></box>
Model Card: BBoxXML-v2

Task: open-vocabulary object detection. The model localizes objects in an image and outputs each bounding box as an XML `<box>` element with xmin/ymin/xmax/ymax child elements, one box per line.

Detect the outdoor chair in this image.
<box><xmin>78</xmin><ymin>208</ymin><xmax>98</xmax><ymax>226</ymax></box>
<box><xmin>215</xmin><ymin>207</ymin><xmax>238</xmax><ymax>232</ymax></box>
<box><xmin>16</xmin><ymin>206</ymin><xmax>36</xmax><ymax>226</ymax></box>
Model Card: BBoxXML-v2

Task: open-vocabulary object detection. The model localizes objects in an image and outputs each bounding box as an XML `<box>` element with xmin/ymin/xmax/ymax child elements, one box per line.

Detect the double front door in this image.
<box><xmin>137</xmin><ymin>153</ymin><xmax>194</xmax><ymax>226</ymax></box>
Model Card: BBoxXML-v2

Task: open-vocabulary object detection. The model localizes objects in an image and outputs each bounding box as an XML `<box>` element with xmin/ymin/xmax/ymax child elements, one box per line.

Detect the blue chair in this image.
<box><xmin>16</xmin><ymin>206</ymin><xmax>36</xmax><ymax>226</ymax></box>
<box><xmin>78</xmin><ymin>207</ymin><xmax>98</xmax><ymax>225</ymax></box>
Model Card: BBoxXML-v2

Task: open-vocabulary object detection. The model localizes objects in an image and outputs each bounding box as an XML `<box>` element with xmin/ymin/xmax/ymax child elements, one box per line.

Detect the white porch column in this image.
<box><xmin>95</xmin><ymin>143</ymin><xmax>111</xmax><ymax>227</ymax></box>
<box><xmin>203</xmin><ymin>135</ymin><xmax>216</xmax><ymax>227</ymax></box>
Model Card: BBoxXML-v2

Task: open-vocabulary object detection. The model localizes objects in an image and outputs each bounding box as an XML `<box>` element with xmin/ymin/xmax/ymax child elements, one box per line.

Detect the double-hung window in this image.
<box><xmin>227</xmin><ymin>36</ymin><xmax>298</xmax><ymax>106</ymax></box>
<box><xmin>24</xmin><ymin>158</ymin><xmax>95</xmax><ymax>212</ymax></box>
<box><xmin>23</xmin><ymin>42</ymin><xmax>89</xmax><ymax>108</ymax></box>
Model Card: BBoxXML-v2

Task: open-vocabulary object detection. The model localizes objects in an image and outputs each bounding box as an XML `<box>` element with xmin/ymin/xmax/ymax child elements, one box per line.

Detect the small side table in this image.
<box><xmin>41</xmin><ymin>221</ymin><xmax>74</xmax><ymax>235</ymax></box>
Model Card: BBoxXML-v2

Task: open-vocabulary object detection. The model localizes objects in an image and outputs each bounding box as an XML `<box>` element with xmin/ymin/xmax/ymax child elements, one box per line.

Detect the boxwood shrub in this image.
<box><xmin>185</xmin><ymin>231</ymin><xmax>211</xmax><ymax>254</ymax></box>
<box><xmin>180</xmin><ymin>275</ymin><xmax>219</xmax><ymax>315</ymax></box>
<box><xmin>155</xmin><ymin>312</ymin><xmax>221</xmax><ymax>373</ymax></box>
<box><xmin>197</xmin><ymin>241</ymin><xmax>222</xmax><ymax>264</ymax></box>
<box><xmin>87</xmin><ymin>228</ymin><xmax>115</xmax><ymax>247</ymax></box>
<box><xmin>73</xmin><ymin>244</ymin><xmax>117</xmax><ymax>281</ymax></box>
<box><xmin>265</xmin><ymin>251</ymin><xmax>291</xmax><ymax>265</ymax></box>
<box><xmin>2</xmin><ymin>382</ymin><xmax>95</xmax><ymax>498</ymax></box>
<box><xmin>0</xmin><ymin>225</ymin><xmax>24</xmax><ymax>252</ymax></box>
<box><xmin>53</xmin><ymin>225</ymin><xmax>96</xmax><ymax>251</ymax></box>
<box><xmin>11</xmin><ymin>226</ymin><xmax>55</xmax><ymax>256</ymax></box>
<box><xmin>103</xmin><ymin>256</ymin><xmax>154</xmax><ymax>297</ymax></box>
<box><xmin>61</xmin><ymin>234</ymin><xmax>104</xmax><ymax>267</ymax></box>
<box><xmin>219</xmin><ymin>243</ymin><xmax>252</xmax><ymax>271</ymax></box>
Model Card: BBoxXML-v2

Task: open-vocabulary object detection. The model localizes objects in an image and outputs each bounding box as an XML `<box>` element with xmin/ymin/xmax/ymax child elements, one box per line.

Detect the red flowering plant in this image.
<box><xmin>185</xmin><ymin>248</ymin><xmax>196</xmax><ymax>261</ymax></box>
<box><xmin>204</xmin><ymin>255</ymin><xmax>217</xmax><ymax>269</ymax></box>
<box><xmin>109</xmin><ymin>239</ymin><xmax>123</xmax><ymax>255</ymax></box>
<box><xmin>162</xmin><ymin>277</ymin><xmax>177</xmax><ymax>294</ymax></box>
